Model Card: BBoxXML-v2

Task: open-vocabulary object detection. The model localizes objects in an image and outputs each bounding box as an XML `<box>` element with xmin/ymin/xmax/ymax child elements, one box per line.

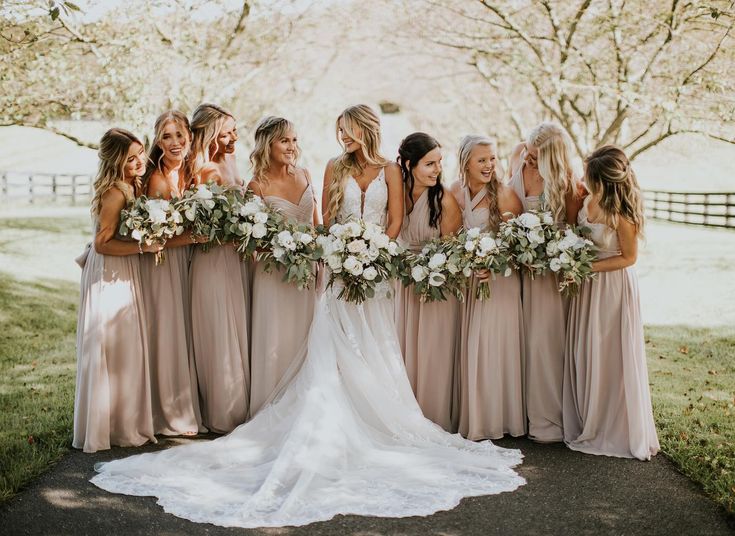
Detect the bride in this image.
<box><xmin>91</xmin><ymin>104</ymin><xmax>525</xmax><ymax>529</ymax></box>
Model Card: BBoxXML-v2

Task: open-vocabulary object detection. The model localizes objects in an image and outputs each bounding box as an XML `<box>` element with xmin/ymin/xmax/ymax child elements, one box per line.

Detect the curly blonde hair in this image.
<box><xmin>458</xmin><ymin>135</ymin><xmax>502</xmax><ymax>232</ymax></box>
<box><xmin>91</xmin><ymin>128</ymin><xmax>142</xmax><ymax>219</ymax></box>
<box><xmin>249</xmin><ymin>116</ymin><xmax>298</xmax><ymax>187</ymax></box>
<box><xmin>584</xmin><ymin>145</ymin><xmax>645</xmax><ymax>236</ymax></box>
<box><xmin>527</xmin><ymin>122</ymin><xmax>576</xmax><ymax>224</ymax></box>
<box><xmin>190</xmin><ymin>103</ymin><xmax>235</xmax><ymax>182</ymax></box>
<box><xmin>326</xmin><ymin>104</ymin><xmax>387</xmax><ymax>223</ymax></box>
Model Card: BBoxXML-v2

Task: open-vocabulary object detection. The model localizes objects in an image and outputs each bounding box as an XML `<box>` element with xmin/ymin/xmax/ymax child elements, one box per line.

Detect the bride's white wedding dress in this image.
<box><xmin>91</xmin><ymin>169</ymin><xmax>525</xmax><ymax>528</ymax></box>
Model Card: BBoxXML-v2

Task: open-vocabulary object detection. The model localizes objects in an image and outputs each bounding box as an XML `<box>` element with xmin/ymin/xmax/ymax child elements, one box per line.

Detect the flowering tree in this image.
<box><xmin>422</xmin><ymin>0</ymin><xmax>735</xmax><ymax>159</ymax></box>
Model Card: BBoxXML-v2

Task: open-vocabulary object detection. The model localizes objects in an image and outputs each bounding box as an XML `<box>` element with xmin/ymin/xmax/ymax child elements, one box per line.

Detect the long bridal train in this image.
<box><xmin>92</xmin><ymin>281</ymin><xmax>524</xmax><ymax>529</ymax></box>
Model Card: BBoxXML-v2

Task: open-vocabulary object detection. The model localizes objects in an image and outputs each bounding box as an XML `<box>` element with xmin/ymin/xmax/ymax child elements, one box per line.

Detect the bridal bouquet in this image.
<box><xmin>175</xmin><ymin>182</ymin><xmax>236</xmax><ymax>250</ymax></box>
<box><xmin>259</xmin><ymin>222</ymin><xmax>322</xmax><ymax>290</ymax></box>
<box><xmin>402</xmin><ymin>236</ymin><xmax>466</xmax><ymax>302</ymax></box>
<box><xmin>545</xmin><ymin>225</ymin><xmax>597</xmax><ymax>297</ymax></box>
<box><xmin>320</xmin><ymin>220</ymin><xmax>402</xmax><ymax>303</ymax></box>
<box><xmin>455</xmin><ymin>227</ymin><xmax>513</xmax><ymax>301</ymax></box>
<box><xmin>498</xmin><ymin>210</ymin><xmax>553</xmax><ymax>277</ymax></box>
<box><xmin>228</xmin><ymin>194</ymin><xmax>282</xmax><ymax>259</ymax></box>
<box><xmin>119</xmin><ymin>196</ymin><xmax>185</xmax><ymax>265</ymax></box>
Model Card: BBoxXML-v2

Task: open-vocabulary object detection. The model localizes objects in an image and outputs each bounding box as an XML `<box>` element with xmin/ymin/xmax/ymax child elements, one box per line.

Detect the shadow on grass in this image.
<box><xmin>0</xmin><ymin>272</ymin><xmax>79</xmax><ymax>503</ymax></box>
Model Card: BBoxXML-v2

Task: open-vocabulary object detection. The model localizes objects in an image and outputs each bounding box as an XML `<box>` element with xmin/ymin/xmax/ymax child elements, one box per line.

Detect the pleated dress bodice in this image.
<box><xmin>264</xmin><ymin>184</ymin><xmax>314</xmax><ymax>225</ymax></box>
<box><xmin>509</xmin><ymin>157</ymin><xmax>542</xmax><ymax>212</ymax></box>
<box><xmin>399</xmin><ymin>190</ymin><xmax>439</xmax><ymax>252</ymax></box>
<box><xmin>578</xmin><ymin>196</ymin><xmax>620</xmax><ymax>260</ymax></box>
<box><xmin>462</xmin><ymin>186</ymin><xmax>491</xmax><ymax>231</ymax></box>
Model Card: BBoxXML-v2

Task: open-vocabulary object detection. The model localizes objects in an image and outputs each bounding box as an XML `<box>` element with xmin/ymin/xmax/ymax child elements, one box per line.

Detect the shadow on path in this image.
<box><xmin>1</xmin><ymin>436</ymin><xmax>733</xmax><ymax>535</ymax></box>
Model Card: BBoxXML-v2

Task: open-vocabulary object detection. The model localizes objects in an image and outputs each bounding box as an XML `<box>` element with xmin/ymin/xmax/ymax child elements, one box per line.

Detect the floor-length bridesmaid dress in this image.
<box><xmin>249</xmin><ymin>184</ymin><xmax>316</xmax><ymax>416</ymax></box>
<box><xmin>74</xmin><ymin>211</ymin><xmax>156</xmax><ymax>453</ymax></box>
<box><xmin>458</xmin><ymin>186</ymin><xmax>526</xmax><ymax>440</ymax></box>
<box><xmin>509</xmin><ymin>161</ymin><xmax>567</xmax><ymax>442</ymax></box>
<box><xmin>395</xmin><ymin>189</ymin><xmax>460</xmax><ymax>432</ymax></box>
<box><xmin>562</xmin><ymin>196</ymin><xmax>660</xmax><ymax>460</ymax></box>
<box><xmin>189</xmin><ymin>178</ymin><xmax>251</xmax><ymax>433</ymax></box>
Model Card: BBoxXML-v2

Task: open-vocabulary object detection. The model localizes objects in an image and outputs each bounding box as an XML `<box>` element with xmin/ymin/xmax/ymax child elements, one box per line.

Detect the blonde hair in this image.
<box><xmin>249</xmin><ymin>116</ymin><xmax>298</xmax><ymax>187</ymax></box>
<box><xmin>584</xmin><ymin>145</ymin><xmax>645</xmax><ymax>236</ymax></box>
<box><xmin>527</xmin><ymin>122</ymin><xmax>576</xmax><ymax>223</ymax></box>
<box><xmin>190</xmin><ymin>103</ymin><xmax>234</xmax><ymax>182</ymax></box>
<box><xmin>91</xmin><ymin>128</ymin><xmax>142</xmax><ymax>219</ymax></box>
<box><xmin>326</xmin><ymin>104</ymin><xmax>387</xmax><ymax>223</ymax></box>
<box><xmin>143</xmin><ymin>110</ymin><xmax>193</xmax><ymax>192</ymax></box>
<box><xmin>458</xmin><ymin>135</ymin><xmax>501</xmax><ymax>232</ymax></box>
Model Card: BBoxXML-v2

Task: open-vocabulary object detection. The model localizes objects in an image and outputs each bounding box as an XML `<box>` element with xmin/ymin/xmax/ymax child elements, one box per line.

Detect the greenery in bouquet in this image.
<box><xmin>546</xmin><ymin>225</ymin><xmax>597</xmax><ymax>297</ymax></box>
<box><xmin>401</xmin><ymin>236</ymin><xmax>466</xmax><ymax>303</ymax></box>
<box><xmin>175</xmin><ymin>182</ymin><xmax>235</xmax><ymax>251</ymax></box>
<box><xmin>319</xmin><ymin>220</ymin><xmax>402</xmax><ymax>304</ymax></box>
<box><xmin>259</xmin><ymin>222</ymin><xmax>322</xmax><ymax>290</ymax></box>
<box><xmin>456</xmin><ymin>227</ymin><xmax>513</xmax><ymax>301</ymax></box>
<box><xmin>227</xmin><ymin>193</ymin><xmax>283</xmax><ymax>260</ymax></box>
<box><xmin>118</xmin><ymin>196</ymin><xmax>185</xmax><ymax>265</ymax></box>
<box><xmin>498</xmin><ymin>210</ymin><xmax>554</xmax><ymax>278</ymax></box>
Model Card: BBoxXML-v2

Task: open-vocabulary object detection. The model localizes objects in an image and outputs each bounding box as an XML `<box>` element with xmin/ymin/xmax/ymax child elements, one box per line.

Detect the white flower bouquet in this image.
<box><xmin>455</xmin><ymin>227</ymin><xmax>513</xmax><ymax>301</ymax></box>
<box><xmin>228</xmin><ymin>193</ymin><xmax>283</xmax><ymax>259</ymax></box>
<box><xmin>119</xmin><ymin>196</ymin><xmax>185</xmax><ymax>265</ymax></box>
<box><xmin>175</xmin><ymin>182</ymin><xmax>234</xmax><ymax>251</ymax></box>
<box><xmin>401</xmin><ymin>236</ymin><xmax>466</xmax><ymax>303</ymax></box>
<box><xmin>545</xmin><ymin>225</ymin><xmax>597</xmax><ymax>297</ymax></box>
<box><xmin>498</xmin><ymin>210</ymin><xmax>553</xmax><ymax>278</ymax></box>
<box><xmin>320</xmin><ymin>219</ymin><xmax>402</xmax><ymax>304</ymax></box>
<box><xmin>259</xmin><ymin>222</ymin><xmax>322</xmax><ymax>290</ymax></box>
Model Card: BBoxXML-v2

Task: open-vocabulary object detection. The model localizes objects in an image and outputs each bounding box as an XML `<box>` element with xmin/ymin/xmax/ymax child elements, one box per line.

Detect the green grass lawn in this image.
<box><xmin>0</xmin><ymin>216</ymin><xmax>733</xmax><ymax>518</ymax></box>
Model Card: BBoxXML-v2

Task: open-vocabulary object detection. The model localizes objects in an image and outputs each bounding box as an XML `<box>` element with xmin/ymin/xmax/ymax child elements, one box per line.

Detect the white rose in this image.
<box><xmin>549</xmin><ymin>258</ymin><xmax>562</xmax><ymax>272</ymax></box>
<box><xmin>362</xmin><ymin>223</ymin><xmax>377</xmax><ymax>241</ymax></box>
<box><xmin>329</xmin><ymin>223</ymin><xmax>344</xmax><ymax>237</ymax></box>
<box><xmin>240</xmin><ymin>201</ymin><xmax>260</xmax><ymax>216</ymax></box>
<box><xmin>527</xmin><ymin>229</ymin><xmax>545</xmax><ymax>244</ymax></box>
<box><xmin>252</xmin><ymin>222</ymin><xmax>267</xmax><ymax>239</ymax></box>
<box><xmin>343</xmin><ymin>255</ymin><xmax>362</xmax><ymax>274</ymax></box>
<box><xmin>559</xmin><ymin>252</ymin><xmax>571</xmax><ymax>264</ymax></box>
<box><xmin>254</xmin><ymin>212</ymin><xmax>269</xmax><ymax>224</ymax></box>
<box><xmin>478</xmin><ymin>236</ymin><xmax>497</xmax><ymax>253</ymax></box>
<box><xmin>428</xmin><ymin>252</ymin><xmax>447</xmax><ymax>270</ymax></box>
<box><xmin>327</xmin><ymin>254</ymin><xmax>342</xmax><ymax>271</ymax></box>
<box><xmin>277</xmin><ymin>230</ymin><xmax>296</xmax><ymax>250</ymax></box>
<box><xmin>363</xmin><ymin>266</ymin><xmax>378</xmax><ymax>281</ymax></box>
<box><xmin>467</xmin><ymin>227</ymin><xmax>481</xmax><ymax>239</ymax></box>
<box><xmin>542</xmin><ymin>212</ymin><xmax>554</xmax><ymax>225</ymax></box>
<box><xmin>345</xmin><ymin>221</ymin><xmax>362</xmax><ymax>237</ymax></box>
<box><xmin>428</xmin><ymin>272</ymin><xmax>446</xmax><ymax>287</ymax></box>
<box><xmin>464</xmin><ymin>240</ymin><xmax>476</xmax><ymax>252</ymax></box>
<box><xmin>194</xmin><ymin>184</ymin><xmax>213</xmax><ymax>200</ymax></box>
<box><xmin>131</xmin><ymin>229</ymin><xmax>142</xmax><ymax>241</ymax></box>
<box><xmin>159</xmin><ymin>200</ymin><xmax>171</xmax><ymax>211</ymax></box>
<box><xmin>297</xmin><ymin>232</ymin><xmax>313</xmax><ymax>245</ymax></box>
<box><xmin>347</xmin><ymin>239</ymin><xmax>367</xmax><ymax>253</ymax></box>
<box><xmin>546</xmin><ymin>241</ymin><xmax>560</xmax><ymax>256</ymax></box>
<box><xmin>239</xmin><ymin>222</ymin><xmax>253</xmax><ymax>235</ymax></box>
<box><xmin>148</xmin><ymin>208</ymin><xmax>167</xmax><ymax>224</ymax></box>
<box><xmin>171</xmin><ymin>210</ymin><xmax>182</xmax><ymax>224</ymax></box>
<box><xmin>316</xmin><ymin>235</ymin><xmax>330</xmax><ymax>249</ymax></box>
<box><xmin>366</xmin><ymin>245</ymin><xmax>380</xmax><ymax>261</ymax></box>
<box><xmin>273</xmin><ymin>246</ymin><xmax>286</xmax><ymax>260</ymax></box>
<box><xmin>411</xmin><ymin>265</ymin><xmax>428</xmax><ymax>282</ymax></box>
<box><xmin>371</xmin><ymin>233</ymin><xmax>390</xmax><ymax>249</ymax></box>
<box><xmin>518</xmin><ymin>212</ymin><xmax>541</xmax><ymax>228</ymax></box>
<box><xmin>387</xmin><ymin>242</ymin><xmax>399</xmax><ymax>256</ymax></box>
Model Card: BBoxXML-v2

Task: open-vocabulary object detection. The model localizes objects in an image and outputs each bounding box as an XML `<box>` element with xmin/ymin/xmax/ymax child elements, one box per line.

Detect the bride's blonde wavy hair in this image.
<box><xmin>190</xmin><ymin>103</ymin><xmax>235</xmax><ymax>182</ymax></box>
<box><xmin>584</xmin><ymin>145</ymin><xmax>645</xmax><ymax>237</ymax></box>
<box><xmin>249</xmin><ymin>116</ymin><xmax>299</xmax><ymax>187</ymax></box>
<box><xmin>458</xmin><ymin>135</ymin><xmax>502</xmax><ymax>232</ymax></box>
<box><xmin>326</xmin><ymin>104</ymin><xmax>387</xmax><ymax>223</ymax></box>
<box><xmin>91</xmin><ymin>128</ymin><xmax>142</xmax><ymax>218</ymax></box>
<box><xmin>527</xmin><ymin>122</ymin><xmax>576</xmax><ymax>224</ymax></box>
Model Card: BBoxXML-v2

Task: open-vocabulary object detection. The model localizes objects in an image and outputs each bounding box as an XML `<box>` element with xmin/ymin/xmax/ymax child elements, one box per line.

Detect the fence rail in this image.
<box><xmin>0</xmin><ymin>171</ymin><xmax>93</xmax><ymax>205</ymax></box>
<box><xmin>643</xmin><ymin>190</ymin><xmax>735</xmax><ymax>230</ymax></box>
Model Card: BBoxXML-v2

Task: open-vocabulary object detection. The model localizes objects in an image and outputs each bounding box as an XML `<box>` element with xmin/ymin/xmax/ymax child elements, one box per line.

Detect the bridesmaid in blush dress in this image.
<box><xmin>507</xmin><ymin>122</ymin><xmax>584</xmax><ymax>442</ymax></box>
<box><xmin>395</xmin><ymin>132</ymin><xmax>463</xmax><ymax>433</ymax></box>
<box><xmin>140</xmin><ymin>111</ymin><xmax>205</xmax><ymax>437</ymax></box>
<box><xmin>247</xmin><ymin>117</ymin><xmax>319</xmax><ymax>416</ymax></box>
<box><xmin>188</xmin><ymin>103</ymin><xmax>251</xmax><ymax>433</ymax></box>
<box><xmin>73</xmin><ymin>128</ymin><xmax>161</xmax><ymax>453</ymax></box>
<box><xmin>450</xmin><ymin>135</ymin><xmax>525</xmax><ymax>440</ymax></box>
<box><xmin>563</xmin><ymin>145</ymin><xmax>659</xmax><ymax>460</ymax></box>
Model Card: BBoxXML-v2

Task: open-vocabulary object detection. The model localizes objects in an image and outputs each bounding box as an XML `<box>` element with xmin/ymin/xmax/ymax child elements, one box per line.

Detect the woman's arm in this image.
<box><xmin>565</xmin><ymin>180</ymin><xmax>587</xmax><ymax>225</ymax></box>
<box><xmin>439</xmin><ymin>187</ymin><xmax>463</xmax><ymax>236</ymax></box>
<box><xmin>321</xmin><ymin>158</ymin><xmax>336</xmax><ymax>225</ymax></box>
<box><xmin>384</xmin><ymin>163</ymin><xmax>404</xmax><ymax>239</ymax></box>
<box><xmin>591</xmin><ymin>217</ymin><xmax>638</xmax><ymax>272</ymax></box>
<box><xmin>94</xmin><ymin>188</ymin><xmax>162</xmax><ymax>256</ymax></box>
<box><xmin>498</xmin><ymin>184</ymin><xmax>523</xmax><ymax>221</ymax></box>
<box><xmin>449</xmin><ymin>180</ymin><xmax>464</xmax><ymax>210</ymax></box>
<box><xmin>507</xmin><ymin>142</ymin><xmax>525</xmax><ymax>181</ymax></box>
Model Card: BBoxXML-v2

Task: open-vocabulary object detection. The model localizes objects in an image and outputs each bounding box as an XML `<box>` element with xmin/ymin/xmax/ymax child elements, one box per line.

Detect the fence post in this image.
<box><xmin>703</xmin><ymin>193</ymin><xmax>709</xmax><ymax>226</ymax></box>
<box><xmin>728</xmin><ymin>193</ymin><xmax>734</xmax><ymax>229</ymax></box>
<box><xmin>71</xmin><ymin>175</ymin><xmax>77</xmax><ymax>205</ymax></box>
<box><xmin>1</xmin><ymin>172</ymin><xmax>6</xmax><ymax>201</ymax></box>
<box><xmin>52</xmin><ymin>175</ymin><xmax>58</xmax><ymax>202</ymax></box>
<box><xmin>28</xmin><ymin>175</ymin><xmax>34</xmax><ymax>204</ymax></box>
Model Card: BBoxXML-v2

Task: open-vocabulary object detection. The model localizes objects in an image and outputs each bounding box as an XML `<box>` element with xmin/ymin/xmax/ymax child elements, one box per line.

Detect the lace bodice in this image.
<box><xmin>337</xmin><ymin>168</ymin><xmax>388</xmax><ymax>226</ymax></box>
<box><xmin>578</xmin><ymin>196</ymin><xmax>620</xmax><ymax>259</ymax></box>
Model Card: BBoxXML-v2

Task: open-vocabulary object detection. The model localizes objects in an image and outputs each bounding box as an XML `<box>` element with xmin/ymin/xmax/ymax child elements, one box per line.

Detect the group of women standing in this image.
<box><xmin>74</xmin><ymin>103</ymin><xmax>659</xmax><ymax>465</ymax></box>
